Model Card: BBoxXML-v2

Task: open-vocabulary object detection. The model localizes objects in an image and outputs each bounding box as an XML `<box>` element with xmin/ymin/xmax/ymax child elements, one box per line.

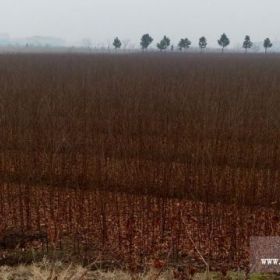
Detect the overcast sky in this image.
<box><xmin>0</xmin><ymin>0</ymin><xmax>279</xmax><ymax>47</ymax></box>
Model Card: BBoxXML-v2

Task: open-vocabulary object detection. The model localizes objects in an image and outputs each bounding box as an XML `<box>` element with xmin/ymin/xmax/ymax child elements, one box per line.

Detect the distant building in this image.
<box><xmin>0</xmin><ymin>33</ymin><xmax>11</xmax><ymax>45</ymax></box>
<box><xmin>0</xmin><ymin>33</ymin><xmax>65</xmax><ymax>47</ymax></box>
<box><xmin>21</xmin><ymin>36</ymin><xmax>65</xmax><ymax>47</ymax></box>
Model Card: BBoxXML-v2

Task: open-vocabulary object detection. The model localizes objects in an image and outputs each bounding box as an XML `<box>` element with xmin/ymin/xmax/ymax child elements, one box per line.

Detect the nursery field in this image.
<box><xmin>0</xmin><ymin>53</ymin><xmax>280</xmax><ymax>273</ymax></box>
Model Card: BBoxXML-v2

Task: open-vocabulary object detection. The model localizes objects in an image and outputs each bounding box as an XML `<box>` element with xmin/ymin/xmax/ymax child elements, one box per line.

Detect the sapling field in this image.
<box><xmin>0</xmin><ymin>53</ymin><xmax>279</xmax><ymax>273</ymax></box>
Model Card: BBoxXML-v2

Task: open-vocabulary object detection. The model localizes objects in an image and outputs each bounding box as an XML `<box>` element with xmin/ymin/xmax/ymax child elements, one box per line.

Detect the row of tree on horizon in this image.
<box><xmin>111</xmin><ymin>34</ymin><xmax>273</xmax><ymax>53</ymax></box>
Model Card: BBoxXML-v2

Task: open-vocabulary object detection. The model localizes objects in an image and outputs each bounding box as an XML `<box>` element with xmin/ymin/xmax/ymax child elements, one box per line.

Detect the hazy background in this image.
<box><xmin>0</xmin><ymin>0</ymin><xmax>279</xmax><ymax>47</ymax></box>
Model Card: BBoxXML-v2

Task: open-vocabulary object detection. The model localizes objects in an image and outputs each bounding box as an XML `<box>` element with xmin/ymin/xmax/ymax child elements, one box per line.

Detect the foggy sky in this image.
<box><xmin>0</xmin><ymin>0</ymin><xmax>279</xmax><ymax>47</ymax></box>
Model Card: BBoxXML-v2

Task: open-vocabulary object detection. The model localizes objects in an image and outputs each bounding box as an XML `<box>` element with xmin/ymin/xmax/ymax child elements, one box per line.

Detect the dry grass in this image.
<box><xmin>0</xmin><ymin>259</ymin><xmax>174</xmax><ymax>280</ymax></box>
<box><xmin>0</xmin><ymin>261</ymin><xmax>278</xmax><ymax>280</ymax></box>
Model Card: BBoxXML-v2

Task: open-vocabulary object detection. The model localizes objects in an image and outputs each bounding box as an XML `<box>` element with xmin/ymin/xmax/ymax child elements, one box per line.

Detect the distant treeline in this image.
<box><xmin>110</xmin><ymin>34</ymin><xmax>273</xmax><ymax>53</ymax></box>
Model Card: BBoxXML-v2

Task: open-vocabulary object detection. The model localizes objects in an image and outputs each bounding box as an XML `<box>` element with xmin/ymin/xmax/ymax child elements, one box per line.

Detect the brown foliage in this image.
<box><xmin>0</xmin><ymin>53</ymin><xmax>280</xmax><ymax>270</ymax></box>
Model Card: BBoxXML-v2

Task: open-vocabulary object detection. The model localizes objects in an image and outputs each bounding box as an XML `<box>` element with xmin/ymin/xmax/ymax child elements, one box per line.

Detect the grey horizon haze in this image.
<box><xmin>0</xmin><ymin>0</ymin><xmax>279</xmax><ymax>47</ymax></box>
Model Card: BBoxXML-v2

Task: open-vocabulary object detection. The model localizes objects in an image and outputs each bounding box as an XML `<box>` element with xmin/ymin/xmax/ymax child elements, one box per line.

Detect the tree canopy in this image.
<box><xmin>218</xmin><ymin>33</ymin><xmax>230</xmax><ymax>52</ymax></box>
<box><xmin>157</xmin><ymin>36</ymin><xmax>170</xmax><ymax>51</ymax></box>
<box><xmin>113</xmin><ymin>37</ymin><xmax>122</xmax><ymax>49</ymax></box>
<box><xmin>178</xmin><ymin>38</ymin><xmax>191</xmax><ymax>51</ymax></box>
<box><xmin>243</xmin><ymin>35</ymin><xmax>253</xmax><ymax>52</ymax></box>
<box><xmin>199</xmin><ymin>37</ymin><xmax>207</xmax><ymax>52</ymax></box>
<box><xmin>140</xmin><ymin>34</ymin><xmax>153</xmax><ymax>50</ymax></box>
<box><xmin>263</xmin><ymin>38</ymin><xmax>273</xmax><ymax>53</ymax></box>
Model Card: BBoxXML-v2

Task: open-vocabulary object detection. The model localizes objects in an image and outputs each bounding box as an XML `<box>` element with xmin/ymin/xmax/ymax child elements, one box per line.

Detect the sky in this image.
<box><xmin>0</xmin><ymin>0</ymin><xmax>279</xmax><ymax>47</ymax></box>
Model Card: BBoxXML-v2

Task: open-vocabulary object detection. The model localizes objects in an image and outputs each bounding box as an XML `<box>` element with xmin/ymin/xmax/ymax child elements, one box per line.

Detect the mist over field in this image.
<box><xmin>0</xmin><ymin>0</ymin><xmax>280</xmax><ymax>48</ymax></box>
